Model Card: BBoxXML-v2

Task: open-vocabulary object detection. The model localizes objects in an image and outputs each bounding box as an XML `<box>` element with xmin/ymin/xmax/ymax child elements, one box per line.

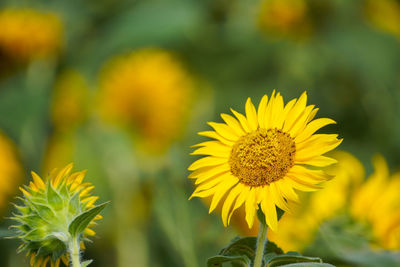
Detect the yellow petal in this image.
<box><xmin>245</xmin><ymin>188</ymin><xmax>257</xmax><ymax>228</ymax></box>
<box><xmin>306</xmin><ymin>107</ymin><xmax>319</xmax><ymax>123</ymax></box>
<box><xmin>269</xmin><ymin>183</ymin><xmax>290</xmax><ymax>212</ymax></box>
<box><xmin>296</xmin><ymin>137</ymin><xmax>342</xmax><ymax>161</ymax></box>
<box><xmin>228</xmin><ymin>185</ymin><xmax>250</xmax><ymax>223</ymax></box>
<box><xmin>208</xmin><ymin>122</ymin><xmax>239</xmax><ymax>141</ymax></box>
<box><xmin>198</xmin><ymin>131</ymin><xmax>234</xmax><ymax>146</ymax></box>
<box><xmin>188</xmin><ymin>156</ymin><xmax>227</xmax><ymax>171</ymax></box>
<box><xmin>287</xmin><ymin>176</ymin><xmax>321</xmax><ymax>192</ymax></box>
<box><xmin>53</xmin><ymin>163</ymin><xmax>73</xmax><ymax>187</ymax></box>
<box><xmin>209</xmin><ymin>177</ymin><xmax>238</xmax><ymax>213</ymax></box>
<box><xmin>31</xmin><ymin>171</ymin><xmax>45</xmax><ymax>190</ymax></box>
<box><xmin>192</xmin><ymin>164</ymin><xmax>230</xmax><ymax>184</ymax></box>
<box><xmin>269</xmin><ymin>92</ymin><xmax>285</xmax><ymax>128</ymax></box>
<box><xmin>194</xmin><ymin>172</ymin><xmax>230</xmax><ymax>192</ymax></box>
<box><xmin>276</xmin><ymin>179</ymin><xmax>299</xmax><ymax>203</ymax></box>
<box><xmin>260</xmin><ymin>192</ymin><xmax>278</xmax><ymax>231</ymax></box>
<box><xmin>191</xmin><ymin>142</ymin><xmax>231</xmax><ymax>157</ymax></box>
<box><xmin>276</xmin><ymin>98</ymin><xmax>296</xmax><ymax>129</ymax></box>
<box><xmin>245</xmin><ymin>97</ymin><xmax>258</xmax><ymax>131</ymax></box>
<box><xmin>221</xmin><ymin>184</ymin><xmax>243</xmax><ymax>226</ymax></box>
<box><xmin>288</xmin><ymin>105</ymin><xmax>315</xmax><ymax>137</ymax></box>
<box><xmin>264</xmin><ymin>90</ymin><xmax>276</xmax><ymax>129</ymax></box>
<box><xmin>296</xmin><ymin>155</ymin><xmax>337</xmax><ymax>167</ymax></box>
<box><xmin>221</xmin><ymin>113</ymin><xmax>246</xmax><ymax>136</ymax></box>
<box><xmin>289</xmin><ymin>165</ymin><xmax>332</xmax><ymax>181</ymax></box>
<box><xmin>257</xmin><ymin>95</ymin><xmax>268</xmax><ymax>128</ymax></box>
<box><xmin>283</xmin><ymin>92</ymin><xmax>307</xmax><ymax>132</ymax></box>
<box><xmin>231</xmin><ymin>108</ymin><xmax>251</xmax><ymax>133</ymax></box>
<box><xmin>295</xmin><ymin>118</ymin><xmax>336</xmax><ymax>143</ymax></box>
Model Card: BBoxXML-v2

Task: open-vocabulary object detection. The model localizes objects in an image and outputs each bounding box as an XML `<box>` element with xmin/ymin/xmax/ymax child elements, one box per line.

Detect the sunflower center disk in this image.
<box><xmin>229</xmin><ymin>128</ymin><xmax>296</xmax><ymax>187</ymax></box>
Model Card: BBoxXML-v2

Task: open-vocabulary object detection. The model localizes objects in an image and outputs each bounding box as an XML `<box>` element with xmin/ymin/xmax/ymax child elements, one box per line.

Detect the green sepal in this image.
<box><xmin>23</xmin><ymin>228</ymin><xmax>46</xmax><ymax>241</ymax></box>
<box><xmin>68</xmin><ymin>202</ymin><xmax>109</xmax><ymax>237</ymax></box>
<box><xmin>11</xmin><ymin>214</ymin><xmax>40</xmax><ymax>226</ymax></box>
<box><xmin>69</xmin><ymin>192</ymin><xmax>81</xmax><ymax>215</ymax></box>
<box><xmin>46</xmin><ymin>182</ymin><xmax>64</xmax><ymax>210</ymax></box>
<box><xmin>58</xmin><ymin>182</ymin><xmax>70</xmax><ymax>199</ymax></box>
<box><xmin>81</xmin><ymin>259</ymin><xmax>93</xmax><ymax>267</ymax></box>
<box><xmin>31</xmin><ymin>203</ymin><xmax>56</xmax><ymax>222</ymax></box>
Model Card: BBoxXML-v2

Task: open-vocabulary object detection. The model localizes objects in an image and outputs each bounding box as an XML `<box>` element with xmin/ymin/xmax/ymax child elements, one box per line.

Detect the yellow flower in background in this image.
<box><xmin>51</xmin><ymin>70</ymin><xmax>89</xmax><ymax>132</ymax></box>
<box><xmin>99</xmin><ymin>48</ymin><xmax>193</xmax><ymax>152</ymax></box>
<box><xmin>11</xmin><ymin>164</ymin><xmax>104</xmax><ymax>267</ymax></box>
<box><xmin>43</xmin><ymin>131</ymin><xmax>76</xmax><ymax>173</ymax></box>
<box><xmin>365</xmin><ymin>0</ymin><xmax>400</xmax><ymax>38</ymax></box>
<box><xmin>258</xmin><ymin>0</ymin><xmax>311</xmax><ymax>38</ymax></box>
<box><xmin>268</xmin><ymin>151</ymin><xmax>364</xmax><ymax>251</ymax></box>
<box><xmin>0</xmin><ymin>8</ymin><xmax>63</xmax><ymax>61</ymax></box>
<box><xmin>351</xmin><ymin>155</ymin><xmax>400</xmax><ymax>250</ymax></box>
<box><xmin>0</xmin><ymin>131</ymin><xmax>22</xmax><ymax>213</ymax></box>
<box><xmin>189</xmin><ymin>91</ymin><xmax>342</xmax><ymax>231</ymax></box>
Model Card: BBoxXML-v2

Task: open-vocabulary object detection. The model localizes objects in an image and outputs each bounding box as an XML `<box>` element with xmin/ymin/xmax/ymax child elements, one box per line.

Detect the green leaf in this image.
<box><xmin>207</xmin><ymin>255</ymin><xmax>251</xmax><ymax>267</ymax></box>
<box><xmin>47</xmin><ymin>182</ymin><xmax>64</xmax><ymax>210</ymax></box>
<box><xmin>81</xmin><ymin>260</ymin><xmax>93</xmax><ymax>267</ymax></box>
<box><xmin>279</xmin><ymin>263</ymin><xmax>335</xmax><ymax>267</ymax></box>
<box><xmin>219</xmin><ymin>236</ymin><xmax>257</xmax><ymax>260</ymax></box>
<box><xmin>265</xmin><ymin>253</ymin><xmax>323</xmax><ymax>267</ymax></box>
<box><xmin>68</xmin><ymin>202</ymin><xmax>108</xmax><ymax>237</ymax></box>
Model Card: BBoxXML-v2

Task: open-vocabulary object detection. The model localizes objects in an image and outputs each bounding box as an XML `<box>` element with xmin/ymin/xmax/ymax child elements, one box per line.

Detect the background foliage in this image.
<box><xmin>0</xmin><ymin>0</ymin><xmax>400</xmax><ymax>266</ymax></box>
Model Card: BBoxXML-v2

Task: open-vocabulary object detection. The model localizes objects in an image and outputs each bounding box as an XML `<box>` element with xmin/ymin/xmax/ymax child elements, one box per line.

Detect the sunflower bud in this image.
<box><xmin>9</xmin><ymin>164</ymin><xmax>108</xmax><ymax>267</ymax></box>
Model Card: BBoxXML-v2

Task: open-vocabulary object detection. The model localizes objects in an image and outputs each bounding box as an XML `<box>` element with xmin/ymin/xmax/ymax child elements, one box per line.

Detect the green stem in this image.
<box><xmin>254</xmin><ymin>219</ymin><xmax>268</xmax><ymax>267</ymax></box>
<box><xmin>69</xmin><ymin>236</ymin><xmax>82</xmax><ymax>267</ymax></box>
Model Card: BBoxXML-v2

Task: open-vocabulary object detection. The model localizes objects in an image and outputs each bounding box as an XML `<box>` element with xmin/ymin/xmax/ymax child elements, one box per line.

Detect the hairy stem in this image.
<box><xmin>254</xmin><ymin>219</ymin><xmax>268</xmax><ymax>267</ymax></box>
<box><xmin>69</xmin><ymin>236</ymin><xmax>82</xmax><ymax>267</ymax></box>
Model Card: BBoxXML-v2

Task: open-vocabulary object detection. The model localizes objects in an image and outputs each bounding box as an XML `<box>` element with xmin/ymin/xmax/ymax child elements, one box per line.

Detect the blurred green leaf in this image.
<box><xmin>264</xmin><ymin>252</ymin><xmax>324</xmax><ymax>267</ymax></box>
<box><xmin>307</xmin><ymin>216</ymin><xmax>400</xmax><ymax>267</ymax></box>
<box><xmin>207</xmin><ymin>255</ymin><xmax>251</xmax><ymax>267</ymax></box>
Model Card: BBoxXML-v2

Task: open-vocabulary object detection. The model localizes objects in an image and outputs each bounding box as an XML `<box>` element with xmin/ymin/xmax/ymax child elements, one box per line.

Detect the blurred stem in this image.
<box><xmin>254</xmin><ymin>219</ymin><xmax>268</xmax><ymax>267</ymax></box>
<box><xmin>68</xmin><ymin>236</ymin><xmax>82</xmax><ymax>267</ymax></box>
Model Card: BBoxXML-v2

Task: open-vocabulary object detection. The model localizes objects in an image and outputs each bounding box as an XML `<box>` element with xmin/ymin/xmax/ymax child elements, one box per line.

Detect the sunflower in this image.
<box><xmin>51</xmin><ymin>70</ymin><xmax>89</xmax><ymax>133</ymax></box>
<box><xmin>258</xmin><ymin>0</ymin><xmax>311</xmax><ymax>39</ymax></box>
<box><xmin>188</xmin><ymin>91</ymin><xmax>342</xmax><ymax>231</ymax></box>
<box><xmin>0</xmin><ymin>8</ymin><xmax>63</xmax><ymax>61</ymax></box>
<box><xmin>268</xmin><ymin>151</ymin><xmax>364</xmax><ymax>251</ymax></box>
<box><xmin>98</xmin><ymin>48</ymin><xmax>193</xmax><ymax>153</ymax></box>
<box><xmin>0</xmin><ymin>131</ymin><xmax>22</xmax><ymax>213</ymax></box>
<box><xmin>351</xmin><ymin>155</ymin><xmax>400</xmax><ymax>250</ymax></box>
<box><xmin>11</xmin><ymin>164</ymin><xmax>103</xmax><ymax>267</ymax></box>
<box><xmin>364</xmin><ymin>0</ymin><xmax>400</xmax><ymax>38</ymax></box>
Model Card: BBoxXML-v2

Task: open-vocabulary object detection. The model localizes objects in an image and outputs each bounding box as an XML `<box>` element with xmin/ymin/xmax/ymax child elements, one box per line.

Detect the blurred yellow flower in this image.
<box><xmin>98</xmin><ymin>48</ymin><xmax>193</xmax><ymax>152</ymax></box>
<box><xmin>51</xmin><ymin>70</ymin><xmax>89</xmax><ymax>132</ymax></box>
<box><xmin>189</xmin><ymin>91</ymin><xmax>341</xmax><ymax>231</ymax></box>
<box><xmin>0</xmin><ymin>131</ymin><xmax>22</xmax><ymax>213</ymax></box>
<box><xmin>258</xmin><ymin>0</ymin><xmax>311</xmax><ymax>38</ymax></box>
<box><xmin>0</xmin><ymin>8</ymin><xmax>63</xmax><ymax>61</ymax></box>
<box><xmin>43</xmin><ymin>131</ymin><xmax>76</xmax><ymax>173</ymax></box>
<box><xmin>365</xmin><ymin>0</ymin><xmax>400</xmax><ymax>38</ymax></box>
<box><xmin>351</xmin><ymin>155</ymin><xmax>400</xmax><ymax>250</ymax></box>
<box><xmin>268</xmin><ymin>151</ymin><xmax>364</xmax><ymax>251</ymax></box>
